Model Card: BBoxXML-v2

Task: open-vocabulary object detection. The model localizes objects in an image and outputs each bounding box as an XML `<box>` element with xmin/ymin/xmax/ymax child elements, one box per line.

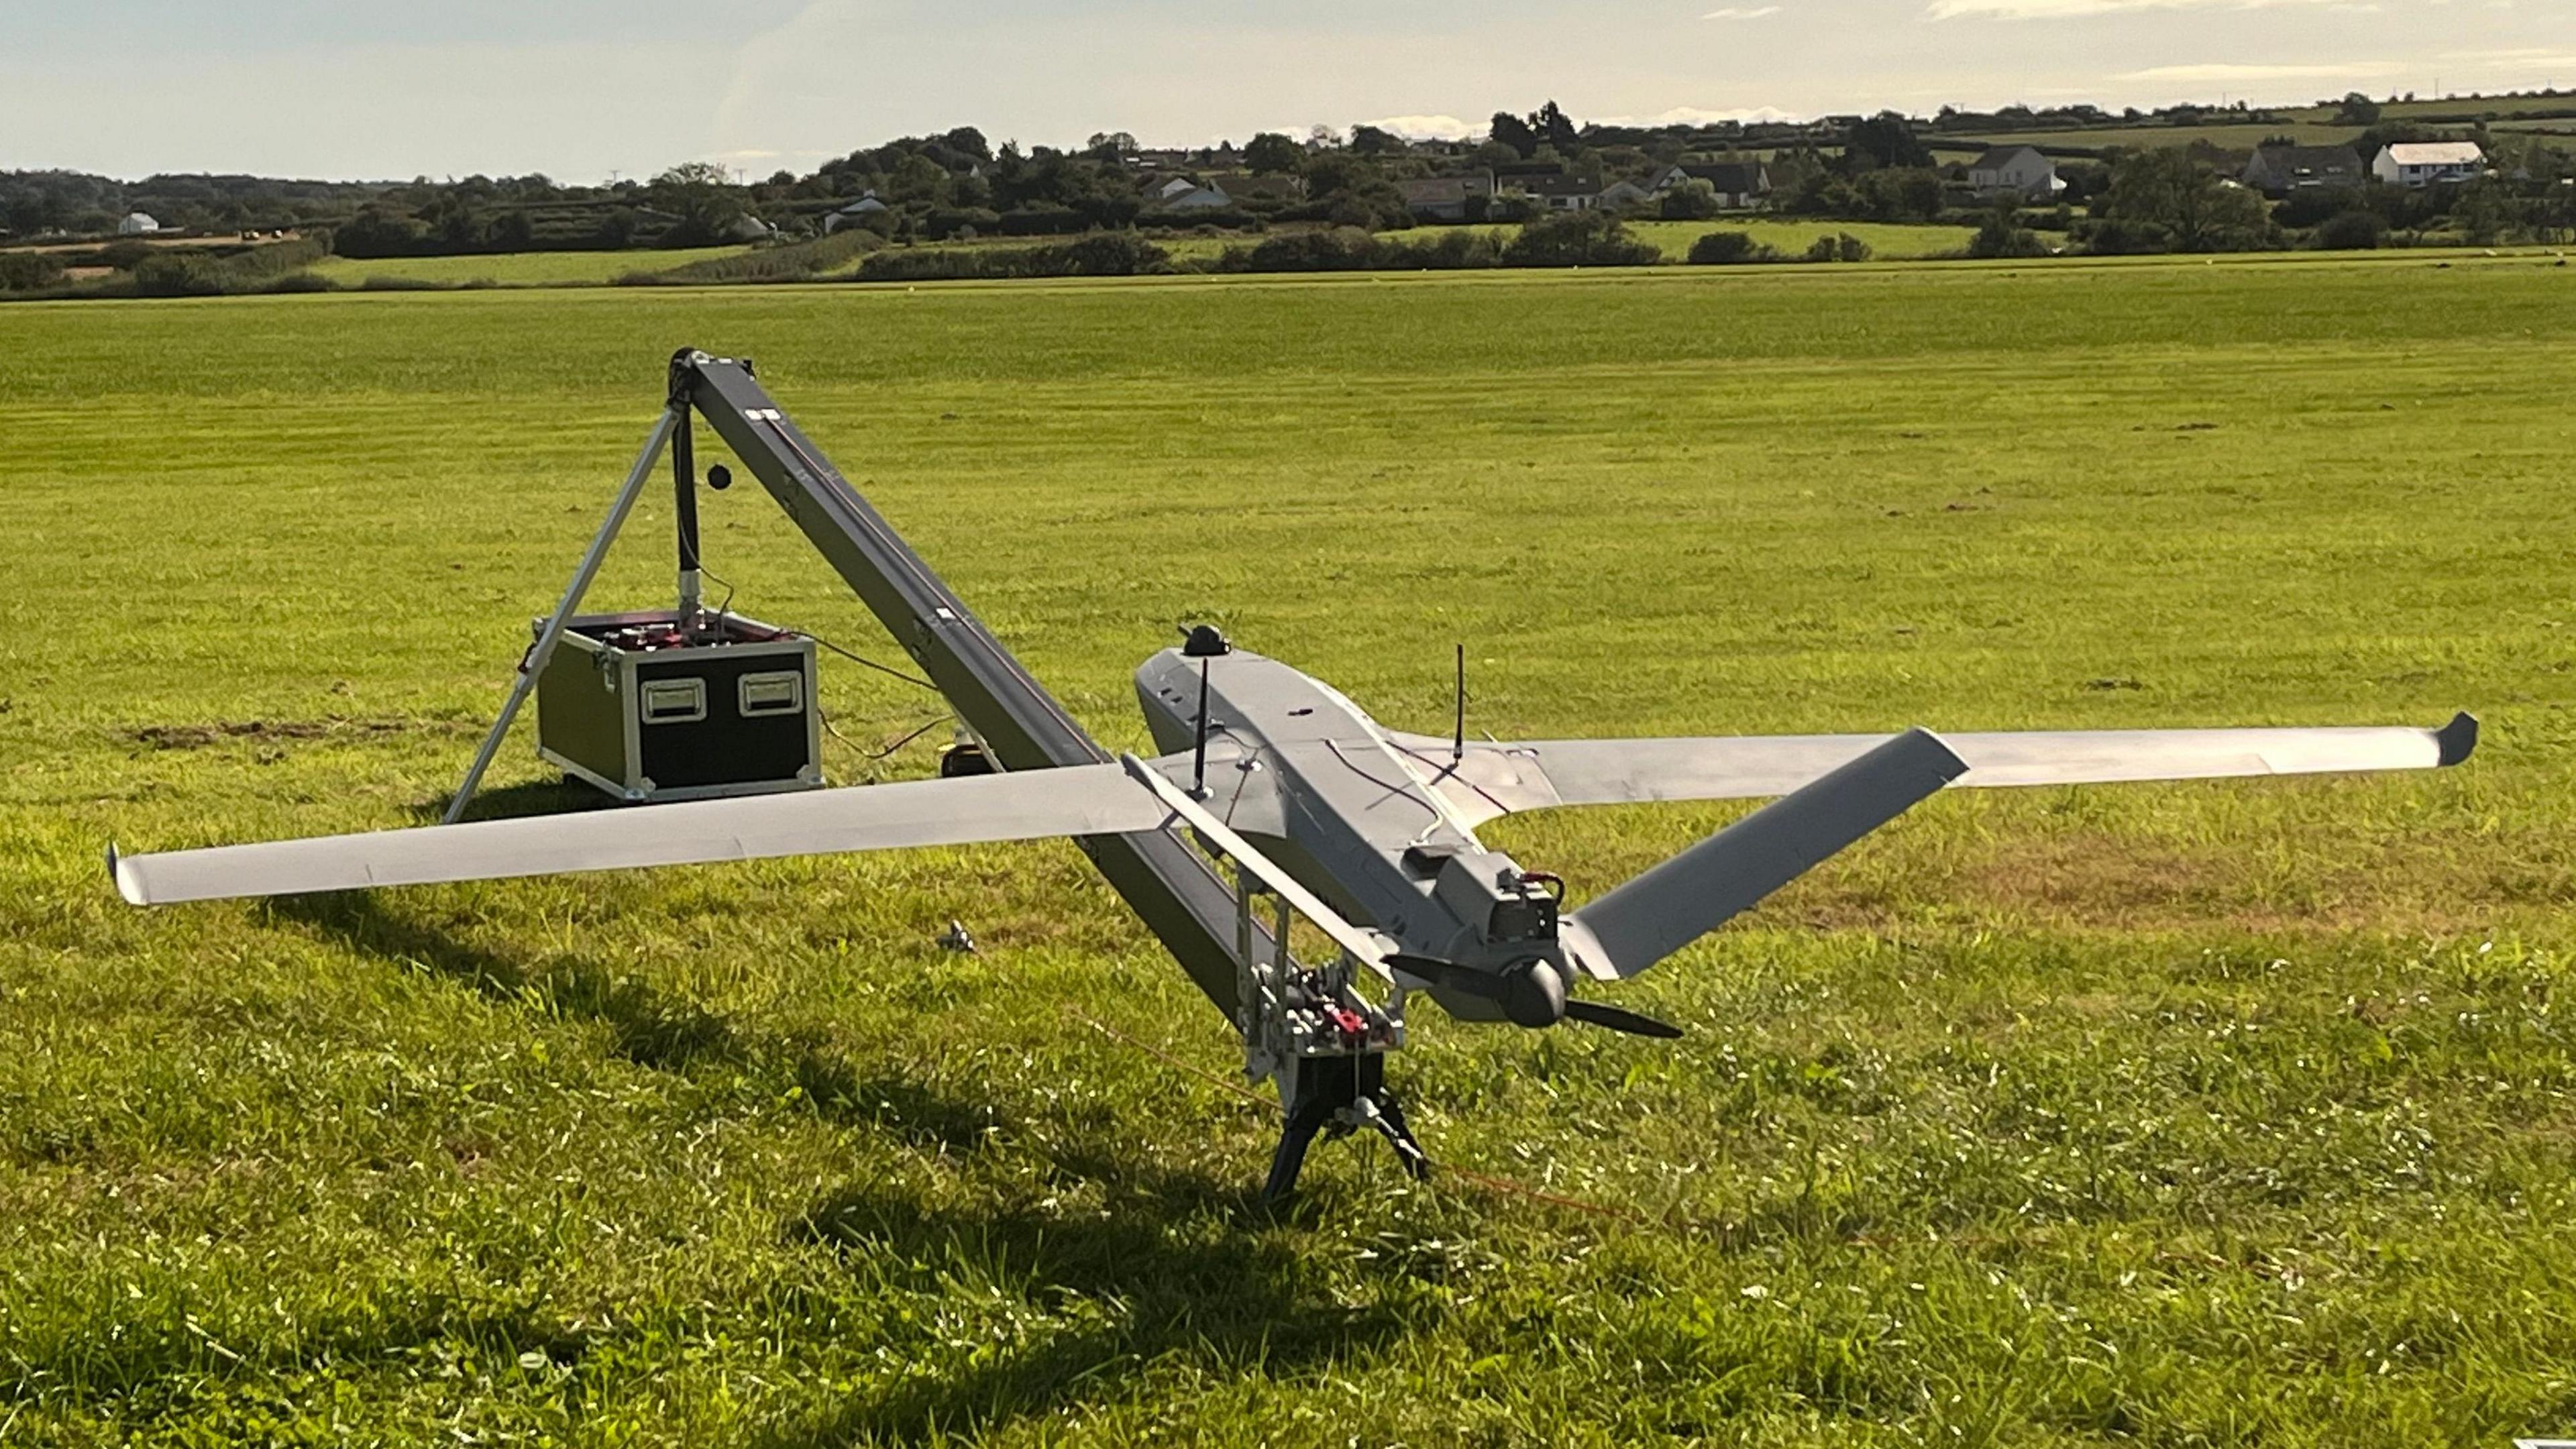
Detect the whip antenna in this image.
<box><xmin>1191</xmin><ymin>655</ymin><xmax>1213</xmax><ymax>798</ymax></box>
<box><xmin>1452</xmin><ymin>643</ymin><xmax>1466</xmax><ymax>764</ymax></box>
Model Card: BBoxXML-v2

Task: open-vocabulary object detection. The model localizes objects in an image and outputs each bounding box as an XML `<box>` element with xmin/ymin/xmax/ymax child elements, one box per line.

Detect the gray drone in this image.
<box><xmin>111</xmin><ymin>351</ymin><xmax>2479</xmax><ymax>1197</ymax></box>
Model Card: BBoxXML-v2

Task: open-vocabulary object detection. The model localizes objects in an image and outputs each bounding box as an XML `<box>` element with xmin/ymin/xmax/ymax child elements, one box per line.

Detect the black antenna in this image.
<box><xmin>1452</xmin><ymin>643</ymin><xmax>1466</xmax><ymax>764</ymax></box>
<box><xmin>1191</xmin><ymin>655</ymin><xmax>1213</xmax><ymax>798</ymax></box>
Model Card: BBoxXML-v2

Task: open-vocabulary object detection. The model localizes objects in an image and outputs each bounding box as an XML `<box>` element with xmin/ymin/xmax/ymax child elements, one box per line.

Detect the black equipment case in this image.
<box><xmin>534</xmin><ymin>609</ymin><xmax>822</xmax><ymax>803</ymax></box>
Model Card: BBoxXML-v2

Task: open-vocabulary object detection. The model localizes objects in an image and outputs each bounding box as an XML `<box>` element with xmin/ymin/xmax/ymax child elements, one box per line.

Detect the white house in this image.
<box><xmin>2371</xmin><ymin>142</ymin><xmax>2485</xmax><ymax>188</ymax></box>
<box><xmin>821</xmin><ymin>191</ymin><xmax>889</xmax><ymax>233</ymax></box>
<box><xmin>1149</xmin><ymin>176</ymin><xmax>1200</xmax><ymax>203</ymax></box>
<box><xmin>117</xmin><ymin>211</ymin><xmax>162</xmax><ymax>235</ymax></box>
<box><xmin>1967</xmin><ymin>146</ymin><xmax>2065</xmax><ymax>199</ymax></box>
<box><xmin>1505</xmin><ymin>172</ymin><xmax>1607</xmax><ymax>211</ymax></box>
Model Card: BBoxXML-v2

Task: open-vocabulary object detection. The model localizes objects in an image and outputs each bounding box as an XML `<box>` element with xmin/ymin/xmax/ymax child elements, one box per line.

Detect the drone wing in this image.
<box><xmin>1398</xmin><ymin>713</ymin><xmax>2477</xmax><ymax>827</ymax></box>
<box><xmin>111</xmin><ymin>761</ymin><xmax>1181</xmax><ymax>906</ymax></box>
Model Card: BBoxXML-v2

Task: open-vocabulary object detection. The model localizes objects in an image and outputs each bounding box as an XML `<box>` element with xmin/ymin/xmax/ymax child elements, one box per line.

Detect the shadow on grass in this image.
<box><xmin>766</xmin><ymin>1136</ymin><xmax>1415</xmax><ymax>1448</ymax></box>
<box><xmin>407</xmin><ymin>775</ymin><xmax>616</xmax><ymax>825</ymax></box>
<box><xmin>268</xmin><ymin>892</ymin><xmax>735</xmax><ymax>1071</ymax></box>
<box><xmin>265</xmin><ymin>893</ymin><xmax>1005</xmax><ymax>1152</ymax></box>
<box><xmin>265</xmin><ymin>896</ymin><xmax>1430</xmax><ymax>1443</ymax></box>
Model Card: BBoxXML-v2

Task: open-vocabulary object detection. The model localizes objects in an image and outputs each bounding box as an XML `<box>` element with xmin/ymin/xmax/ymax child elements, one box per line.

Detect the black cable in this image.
<box><xmin>693</xmin><ymin>562</ymin><xmax>935</xmax><ymax>692</ymax></box>
<box><xmin>814</xmin><ymin>702</ymin><xmax>951</xmax><ymax>763</ymax></box>
<box><xmin>809</xmin><ymin>633</ymin><xmax>937</xmax><ymax>692</ymax></box>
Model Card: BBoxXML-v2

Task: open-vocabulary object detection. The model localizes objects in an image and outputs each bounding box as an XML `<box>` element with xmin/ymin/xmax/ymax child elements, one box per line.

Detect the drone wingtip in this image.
<box><xmin>2435</xmin><ymin>711</ymin><xmax>2478</xmax><ymax>767</ymax></box>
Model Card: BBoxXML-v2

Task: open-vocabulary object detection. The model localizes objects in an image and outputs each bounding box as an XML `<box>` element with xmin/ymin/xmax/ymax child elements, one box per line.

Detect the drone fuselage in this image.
<box><xmin>1134</xmin><ymin>647</ymin><xmax>1566</xmax><ymax>1016</ymax></box>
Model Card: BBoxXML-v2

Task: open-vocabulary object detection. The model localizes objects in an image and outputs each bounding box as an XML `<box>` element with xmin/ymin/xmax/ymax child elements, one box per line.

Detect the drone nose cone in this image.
<box><xmin>1499</xmin><ymin>958</ymin><xmax>1568</xmax><ymax>1029</ymax></box>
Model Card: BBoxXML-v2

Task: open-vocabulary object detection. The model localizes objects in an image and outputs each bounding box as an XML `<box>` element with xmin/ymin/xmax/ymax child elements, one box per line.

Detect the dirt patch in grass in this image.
<box><xmin>123</xmin><ymin>716</ymin><xmax>472</xmax><ymax>751</ymax></box>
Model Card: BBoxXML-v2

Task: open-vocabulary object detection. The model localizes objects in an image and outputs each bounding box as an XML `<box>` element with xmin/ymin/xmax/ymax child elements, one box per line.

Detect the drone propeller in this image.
<box><xmin>1386</xmin><ymin>954</ymin><xmax>1682</xmax><ymax>1040</ymax></box>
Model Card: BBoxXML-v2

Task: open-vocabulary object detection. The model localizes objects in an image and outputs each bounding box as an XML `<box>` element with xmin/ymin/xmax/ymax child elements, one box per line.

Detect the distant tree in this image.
<box><xmin>1085</xmin><ymin>131</ymin><xmax>1139</xmax><ymax>161</ymax></box>
<box><xmin>1842</xmin><ymin>111</ymin><xmax>1933</xmax><ymax>171</ymax></box>
<box><xmin>649</xmin><ymin>162</ymin><xmax>747</xmax><ymax>246</ymax></box>
<box><xmin>2332</xmin><ymin>91</ymin><xmax>2383</xmax><ymax>125</ymax></box>
<box><xmin>332</xmin><ymin>206</ymin><xmax>422</xmax><ymax>258</ymax></box>
<box><xmin>1489</xmin><ymin>111</ymin><xmax>1540</xmax><ymax>159</ymax></box>
<box><xmin>1660</xmin><ymin>178</ymin><xmax>1721</xmax><ymax>220</ymax></box>
<box><xmin>1685</xmin><ymin>229</ymin><xmax>1774</xmax><ymax>264</ymax></box>
<box><xmin>1502</xmin><ymin>210</ymin><xmax>1659</xmax><ymax>266</ymax></box>
<box><xmin>1348</xmin><ymin>124</ymin><xmax>1402</xmax><ymax>156</ymax></box>
<box><xmin>2102</xmin><ymin>148</ymin><xmax>2269</xmax><ymax>251</ymax></box>
<box><xmin>1528</xmin><ymin>100</ymin><xmax>1581</xmax><ymax>154</ymax></box>
<box><xmin>1244</xmin><ymin>131</ymin><xmax>1304</xmax><ymax>174</ymax></box>
<box><xmin>1968</xmin><ymin>206</ymin><xmax>2049</xmax><ymax>258</ymax></box>
<box><xmin>593</xmin><ymin>206</ymin><xmax>641</xmax><ymax>248</ymax></box>
<box><xmin>2312</xmin><ymin>209</ymin><xmax>2386</xmax><ymax>250</ymax></box>
<box><xmin>1301</xmin><ymin>151</ymin><xmax>1410</xmax><ymax>229</ymax></box>
<box><xmin>99</xmin><ymin>238</ymin><xmax>154</xmax><ymax>270</ymax></box>
<box><xmin>885</xmin><ymin>152</ymin><xmax>951</xmax><ymax>203</ymax></box>
<box><xmin>486</xmin><ymin>209</ymin><xmax>534</xmax><ymax>249</ymax></box>
<box><xmin>2454</xmin><ymin>176</ymin><xmax>2516</xmax><ymax>244</ymax></box>
<box><xmin>0</xmin><ymin>252</ymin><xmax>64</xmax><ymax>290</ymax></box>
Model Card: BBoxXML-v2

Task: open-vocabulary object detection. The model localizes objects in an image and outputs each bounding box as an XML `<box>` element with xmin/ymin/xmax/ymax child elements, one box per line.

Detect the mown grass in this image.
<box><xmin>1932</xmin><ymin>122</ymin><xmax>2367</xmax><ymax>153</ymax></box>
<box><xmin>1477</xmin><ymin>219</ymin><xmax>1976</xmax><ymax>261</ymax></box>
<box><xmin>2</xmin><ymin>254</ymin><xmax>2573</xmax><ymax>1444</ymax></box>
<box><xmin>305</xmin><ymin>245</ymin><xmax>755</xmax><ymax>288</ymax></box>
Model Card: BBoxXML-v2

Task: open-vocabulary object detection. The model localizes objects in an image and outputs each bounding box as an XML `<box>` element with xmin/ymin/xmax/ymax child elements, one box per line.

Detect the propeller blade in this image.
<box><xmin>1385</xmin><ymin>953</ymin><xmax>1500</xmax><ymax>998</ymax></box>
<box><xmin>1392</xmin><ymin>953</ymin><xmax>1675</xmax><ymax>1037</ymax></box>
<box><xmin>1562</xmin><ymin>999</ymin><xmax>1684</xmax><ymax>1039</ymax></box>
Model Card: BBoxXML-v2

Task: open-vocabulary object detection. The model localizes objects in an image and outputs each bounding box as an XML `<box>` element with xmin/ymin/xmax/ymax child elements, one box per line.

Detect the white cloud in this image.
<box><xmin>1594</xmin><ymin>105</ymin><xmax>1808</xmax><ymax>125</ymax></box>
<box><xmin>2121</xmin><ymin>61</ymin><xmax>2404</xmax><ymax>81</ymax></box>
<box><xmin>2440</xmin><ymin>46</ymin><xmax>2576</xmax><ymax>65</ymax></box>
<box><xmin>1702</xmin><ymin>5</ymin><xmax>1784</xmax><ymax>17</ymax></box>
<box><xmin>1357</xmin><ymin>113</ymin><xmax>1481</xmax><ymax>140</ymax></box>
<box><xmin>1929</xmin><ymin>0</ymin><xmax>2343</xmax><ymax>17</ymax></box>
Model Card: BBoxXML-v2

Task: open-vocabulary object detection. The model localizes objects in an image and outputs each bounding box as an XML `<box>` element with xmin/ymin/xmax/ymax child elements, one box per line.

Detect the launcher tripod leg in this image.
<box><xmin>442</xmin><ymin>407</ymin><xmax>682</xmax><ymax>824</ymax></box>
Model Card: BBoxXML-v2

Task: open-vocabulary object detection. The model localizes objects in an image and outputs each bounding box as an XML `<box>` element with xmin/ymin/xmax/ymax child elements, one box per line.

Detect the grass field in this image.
<box><xmin>1932</xmin><ymin>122</ymin><xmax>2368</xmax><ymax>153</ymax></box>
<box><xmin>305</xmin><ymin>245</ymin><xmax>755</xmax><ymax>287</ymax></box>
<box><xmin>1472</xmin><ymin>219</ymin><xmax>1976</xmax><ymax>261</ymax></box>
<box><xmin>4</xmin><ymin>254</ymin><xmax>2575</xmax><ymax>1445</ymax></box>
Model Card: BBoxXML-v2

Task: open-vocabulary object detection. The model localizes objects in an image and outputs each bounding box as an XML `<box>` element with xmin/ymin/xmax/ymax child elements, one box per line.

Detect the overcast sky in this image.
<box><xmin>8</xmin><ymin>0</ymin><xmax>2571</xmax><ymax>181</ymax></box>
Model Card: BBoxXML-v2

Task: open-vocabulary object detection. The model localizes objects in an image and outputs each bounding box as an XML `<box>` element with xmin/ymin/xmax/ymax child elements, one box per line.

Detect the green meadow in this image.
<box><xmin>305</xmin><ymin>244</ymin><xmax>757</xmax><ymax>288</ymax></box>
<box><xmin>3</xmin><ymin>254</ymin><xmax>2573</xmax><ymax>1445</ymax></box>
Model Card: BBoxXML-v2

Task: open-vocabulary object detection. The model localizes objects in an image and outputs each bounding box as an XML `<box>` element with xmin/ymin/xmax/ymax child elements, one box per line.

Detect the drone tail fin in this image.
<box><xmin>1564</xmin><ymin>727</ymin><xmax>1966</xmax><ymax>981</ymax></box>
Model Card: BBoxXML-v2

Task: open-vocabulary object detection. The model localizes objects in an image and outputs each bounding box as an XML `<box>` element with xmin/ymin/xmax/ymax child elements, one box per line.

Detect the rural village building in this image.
<box><xmin>820</xmin><ymin>191</ymin><xmax>888</xmax><ymax>233</ymax></box>
<box><xmin>1967</xmin><ymin>145</ymin><xmax>2065</xmax><ymax>199</ymax></box>
<box><xmin>2241</xmin><ymin>144</ymin><xmax>2366</xmax><ymax>195</ymax></box>
<box><xmin>1597</xmin><ymin>178</ymin><xmax>1655</xmax><ymax>210</ymax></box>
<box><xmin>1397</xmin><ymin>173</ymin><xmax>1494</xmax><ymax>221</ymax></box>
<box><xmin>117</xmin><ymin>211</ymin><xmax>161</xmax><ymax>235</ymax></box>
<box><xmin>1646</xmin><ymin>161</ymin><xmax>1772</xmax><ymax>209</ymax></box>
<box><xmin>1506</xmin><ymin>172</ymin><xmax>1611</xmax><ymax>210</ymax></box>
<box><xmin>1205</xmin><ymin>173</ymin><xmax>1305</xmax><ymax>203</ymax></box>
<box><xmin>1160</xmin><ymin>181</ymin><xmax>1234</xmax><ymax>210</ymax></box>
<box><xmin>2371</xmin><ymin>142</ymin><xmax>2486</xmax><ymax>187</ymax></box>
